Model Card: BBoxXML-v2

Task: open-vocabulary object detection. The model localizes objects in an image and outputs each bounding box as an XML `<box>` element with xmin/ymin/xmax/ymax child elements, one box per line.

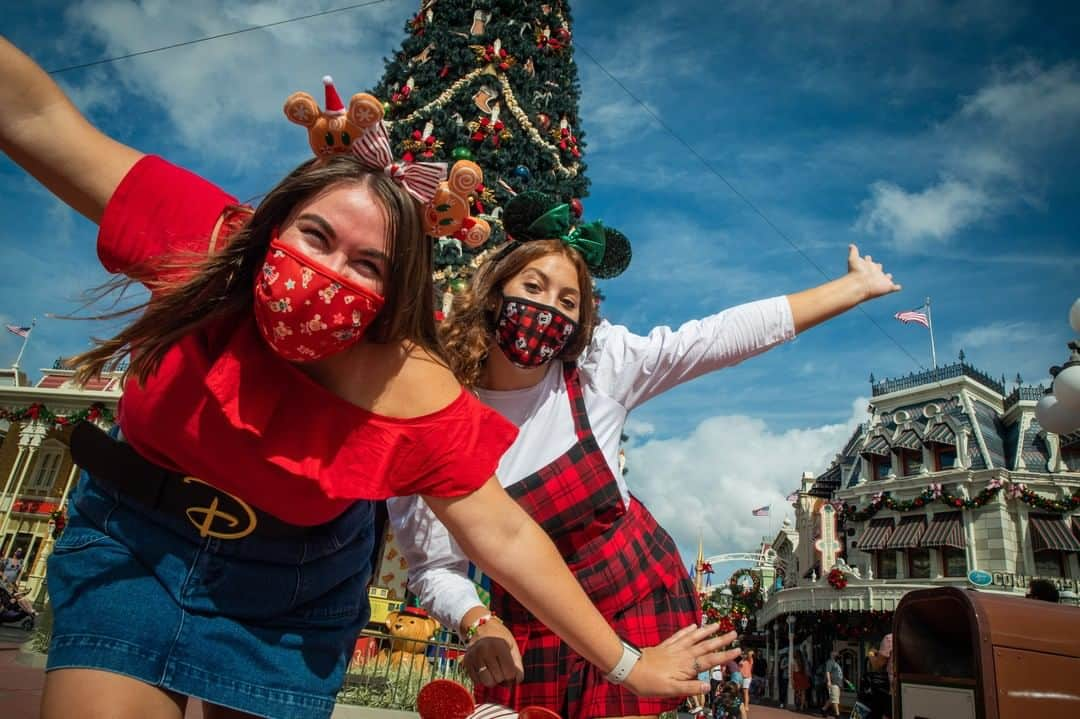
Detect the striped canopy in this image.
<box><xmin>923</xmin><ymin>512</ymin><xmax>965</xmax><ymax>549</ymax></box>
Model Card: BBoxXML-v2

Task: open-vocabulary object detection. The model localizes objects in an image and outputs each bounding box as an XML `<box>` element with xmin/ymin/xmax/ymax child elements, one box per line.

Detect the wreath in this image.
<box><xmin>827</xmin><ymin>567</ymin><xmax>848</xmax><ymax>591</ymax></box>
<box><xmin>729</xmin><ymin>568</ymin><xmax>760</xmax><ymax>597</ymax></box>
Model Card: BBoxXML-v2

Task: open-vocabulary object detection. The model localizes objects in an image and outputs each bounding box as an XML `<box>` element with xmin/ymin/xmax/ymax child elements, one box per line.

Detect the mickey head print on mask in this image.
<box><xmin>254</xmin><ymin>235</ymin><xmax>385</xmax><ymax>362</ymax></box>
<box><xmin>494</xmin><ymin>296</ymin><xmax>578</xmax><ymax>368</ymax></box>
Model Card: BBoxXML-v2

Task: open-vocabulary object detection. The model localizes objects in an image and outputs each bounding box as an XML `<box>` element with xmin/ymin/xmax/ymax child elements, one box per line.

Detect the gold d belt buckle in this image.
<box><xmin>182</xmin><ymin>476</ymin><xmax>258</xmax><ymax>540</ymax></box>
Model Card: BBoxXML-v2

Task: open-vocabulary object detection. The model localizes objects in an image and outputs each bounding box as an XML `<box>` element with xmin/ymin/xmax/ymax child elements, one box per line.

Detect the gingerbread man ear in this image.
<box><xmin>283</xmin><ymin>92</ymin><xmax>321</xmax><ymax>128</ymax></box>
<box><xmin>347</xmin><ymin>93</ymin><xmax>385</xmax><ymax>130</ymax></box>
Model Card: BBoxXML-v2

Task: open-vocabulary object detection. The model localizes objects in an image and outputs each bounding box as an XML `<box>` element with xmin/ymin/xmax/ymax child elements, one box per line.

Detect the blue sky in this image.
<box><xmin>2</xmin><ymin>1</ymin><xmax>1078</xmax><ymax>564</ymax></box>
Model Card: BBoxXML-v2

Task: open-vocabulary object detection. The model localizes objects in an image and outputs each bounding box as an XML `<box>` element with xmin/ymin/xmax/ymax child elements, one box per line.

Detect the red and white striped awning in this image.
<box><xmin>856</xmin><ymin>518</ymin><xmax>895</xmax><ymax>551</ymax></box>
<box><xmin>886</xmin><ymin>516</ymin><xmax>926</xmax><ymax>549</ymax></box>
<box><xmin>923</xmin><ymin>512</ymin><xmax>965</xmax><ymax>549</ymax></box>
<box><xmin>1029</xmin><ymin>515</ymin><xmax>1080</xmax><ymax>553</ymax></box>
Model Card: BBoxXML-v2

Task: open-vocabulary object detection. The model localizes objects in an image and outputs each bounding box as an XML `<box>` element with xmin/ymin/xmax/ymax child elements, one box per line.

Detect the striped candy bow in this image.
<box><xmin>351</xmin><ymin>121</ymin><xmax>447</xmax><ymax>204</ymax></box>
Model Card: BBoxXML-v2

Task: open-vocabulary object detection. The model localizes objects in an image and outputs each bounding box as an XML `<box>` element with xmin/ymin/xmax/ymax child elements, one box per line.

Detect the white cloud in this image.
<box><xmin>856</xmin><ymin>177</ymin><xmax>993</xmax><ymax>249</ymax></box>
<box><xmin>949</xmin><ymin>321</ymin><xmax>1059</xmax><ymax>387</ymax></box>
<box><xmin>623</xmin><ymin>417</ymin><xmax>656</xmax><ymax>438</ymax></box>
<box><xmin>856</xmin><ymin>61</ymin><xmax>1080</xmax><ymax>250</ymax></box>
<box><xmin>623</xmin><ymin>396</ymin><xmax>867</xmax><ymax>560</ymax></box>
<box><xmin>61</xmin><ymin>0</ymin><xmax>406</xmax><ymax>165</ymax></box>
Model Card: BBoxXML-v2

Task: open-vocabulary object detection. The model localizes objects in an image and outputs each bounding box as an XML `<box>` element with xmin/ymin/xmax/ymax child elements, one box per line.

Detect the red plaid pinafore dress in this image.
<box><xmin>475</xmin><ymin>364</ymin><xmax>699</xmax><ymax>718</ymax></box>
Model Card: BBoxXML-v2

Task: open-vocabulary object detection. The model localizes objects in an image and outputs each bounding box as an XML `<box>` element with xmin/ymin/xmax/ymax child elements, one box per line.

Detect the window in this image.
<box><xmin>876</xmin><ymin>551</ymin><xmax>897</xmax><ymax>579</ymax></box>
<box><xmin>908</xmin><ymin>549</ymin><xmax>931</xmax><ymax>579</ymax></box>
<box><xmin>874</xmin><ymin>457</ymin><xmax>892</xmax><ymax>481</ymax></box>
<box><xmin>25</xmin><ymin>447</ymin><xmax>63</xmax><ymax>493</ymax></box>
<box><xmin>900</xmin><ymin>449</ymin><xmax>923</xmax><ymax>477</ymax></box>
<box><xmin>933</xmin><ymin>445</ymin><xmax>957</xmax><ymax>471</ymax></box>
<box><xmin>1034</xmin><ymin>551</ymin><xmax>1065</xmax><ymax>578</ymax></box>
<box><xmin>941</xmin><ymin>547</ymin><xmax>966</xmax><ymax>577</ymax></box>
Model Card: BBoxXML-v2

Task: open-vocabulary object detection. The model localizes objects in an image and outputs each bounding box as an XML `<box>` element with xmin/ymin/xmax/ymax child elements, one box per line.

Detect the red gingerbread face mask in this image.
<box><xmin>253</xmin><ymin>236</ymin><xmax>384</xmax><ymax>362</ymax></box>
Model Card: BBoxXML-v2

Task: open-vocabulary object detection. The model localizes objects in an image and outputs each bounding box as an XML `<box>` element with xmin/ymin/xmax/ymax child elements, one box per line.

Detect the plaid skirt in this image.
<box><xmin>478</xmin><ymin>502</ymin><xmax>699</xmax><ymax>718</ymax></box>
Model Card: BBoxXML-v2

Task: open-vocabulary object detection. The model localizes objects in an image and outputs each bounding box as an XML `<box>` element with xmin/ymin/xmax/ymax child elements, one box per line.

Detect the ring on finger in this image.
<box><xmin>477</xmin><ymin>666</ymin><xmax>489</xmax><ymax>673</ymax></box>
<box><xmin>693</xmin><ymin>658</ymin><xmax>701</xmax><ymax>673</ymax></box>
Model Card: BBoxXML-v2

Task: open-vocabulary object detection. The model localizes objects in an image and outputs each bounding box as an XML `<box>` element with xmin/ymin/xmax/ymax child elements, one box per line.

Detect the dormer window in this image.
<box><xmin>933</xmin><ymin>444</ymin><xmax>957</xmax><ymax>471</ymax></box>
<box><xmin>899</xmin><ymin>448</ymin><xmax>923</xmax><ymax>476</ymax></box>
<box><xmin>874</xmin><ymin>457</ymin><xmax>892</xmax><ymax>481</ymax></box>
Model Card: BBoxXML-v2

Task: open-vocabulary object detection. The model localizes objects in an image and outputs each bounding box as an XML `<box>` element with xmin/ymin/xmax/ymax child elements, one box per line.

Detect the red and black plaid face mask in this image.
<box><xmin>494</xmin><ymin>296</ymin><xmax>578</xmax><ymax>368</ymax></box>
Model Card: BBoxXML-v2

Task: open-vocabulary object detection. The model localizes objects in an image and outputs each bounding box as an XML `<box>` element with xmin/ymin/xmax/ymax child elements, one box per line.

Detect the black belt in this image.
<box><xmin>70</xmin><ymin>421</ymin><xmax>309</xmax><ymax>540</ymax></box>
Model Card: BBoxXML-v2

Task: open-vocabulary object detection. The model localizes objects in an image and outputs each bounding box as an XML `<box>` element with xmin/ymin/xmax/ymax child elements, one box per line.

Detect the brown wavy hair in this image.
<box><xmin>440</xmin><ymin>239</ymin><xmax>597</xmax><ymax>387</ymax></box>
<box><xmin>72</xmin><ymin>154</ymin><xmax>440</xmax><ymax>385</ymax></box>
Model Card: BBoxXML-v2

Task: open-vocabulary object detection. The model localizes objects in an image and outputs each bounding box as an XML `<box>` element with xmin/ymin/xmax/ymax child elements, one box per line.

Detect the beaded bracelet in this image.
<box><xmin>464</xmin><ymin>612</ymin><xmax>501</xmax><ymax>643</ymax></box>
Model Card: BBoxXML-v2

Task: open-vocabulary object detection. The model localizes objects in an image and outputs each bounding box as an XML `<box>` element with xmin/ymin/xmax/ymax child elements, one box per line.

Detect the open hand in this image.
<box><xmin>847</xmin><ymin>244</ymin><xmax>901</xmax><ymax>301</ymax></box>
<box><xmin>462</xmin><ymin>618</ymin><xmax>524</xmax><ymax>688</ymax></box>
<box><xmin>623</xmin><ymin>624</ymin><xmax>740</xmax><ymax>698</ymax></box>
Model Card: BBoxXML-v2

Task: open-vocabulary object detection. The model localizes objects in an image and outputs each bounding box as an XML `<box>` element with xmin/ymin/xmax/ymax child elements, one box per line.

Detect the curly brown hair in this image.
<box><xmin>440</xmin><ymin>239</ymin><xmax>597</xmax><ymax>387</ymax></box>
<box><xmin>71</xmin><ymin>154</ymin><xmax>440</xmax><ymax>385</ymax></box>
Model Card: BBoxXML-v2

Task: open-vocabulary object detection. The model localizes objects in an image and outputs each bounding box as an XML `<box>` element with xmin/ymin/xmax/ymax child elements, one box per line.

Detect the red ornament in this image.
<box><xmin>570</xmin><ymin>198</ymin><xmax>583</xmax><ymax>218</ymax></box>
<box><xmin>439</xmin><ymin>64</ymin><xmax>450</xmax><ymax>78</ymax></box>
<box><xmin>536</xmin><ymin>112</ymin><xmax>551</xmax><ymax>130</ymax></box>
<box><xmin>28</xmin><ymin>404</ymin><xmax>41</xmax><ymax>420</ymax></box>
<box><xmin>402</xmin><ymin>151</ymin><xmax>415</xmax><ymax>163</ymax></box>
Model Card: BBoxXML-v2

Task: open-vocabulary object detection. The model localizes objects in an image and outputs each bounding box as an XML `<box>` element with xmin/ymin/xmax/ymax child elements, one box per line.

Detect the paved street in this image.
<box><xmin>1</xmin><ymin>645</ymin><xmax>813</xmax><ymax>719</ymax></box>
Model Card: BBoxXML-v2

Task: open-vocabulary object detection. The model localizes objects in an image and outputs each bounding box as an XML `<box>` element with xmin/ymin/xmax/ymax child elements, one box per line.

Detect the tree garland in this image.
<box><xmin>836</xmin><ymin>479</ymin><xmax>1080</xmax><ymax>520</ymax></box>
<box><xmin>0</xmin><ymin>402</ymin><xmax>114</xmax><ymax>431</ymax></box>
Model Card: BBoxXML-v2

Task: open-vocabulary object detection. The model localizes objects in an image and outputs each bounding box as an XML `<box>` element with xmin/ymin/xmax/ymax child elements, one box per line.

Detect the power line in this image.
<box><xmin>574</xmin><ymin>43</ymin><xmax>926</xmax><ymax>370</ymax></box>
<box><xmin>45</xmin><ymin>0</ymin><xmax>397</xmax><ymax>75</ymax></box>
<box><xmin>38</xmin><ymin>3</ymin><xmax>925</xmax><ymax>370</ymax></box>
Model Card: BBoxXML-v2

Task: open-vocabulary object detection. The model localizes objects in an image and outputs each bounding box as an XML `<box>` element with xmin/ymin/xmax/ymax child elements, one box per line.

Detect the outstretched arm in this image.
<box><xmin>788</xmin><ymin>244</ymin><xmax>901</xmax><ymax>334</ymax></box>
<box><xmin>425</xmin><ymin>477</ymin><xmax>738</xmax><ymax>698</ymax></box>
<box><xmin>0</xmin><ymin>36</ymin><xmax>142</xmax><ymax>223</ymax></box>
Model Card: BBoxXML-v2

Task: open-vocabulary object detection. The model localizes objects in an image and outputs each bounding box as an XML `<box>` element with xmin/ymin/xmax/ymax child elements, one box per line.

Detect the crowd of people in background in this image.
<box><xmin>684</xmin><ymin>648</ymin><xmax>768</xmax><ymax>719</ymax></box>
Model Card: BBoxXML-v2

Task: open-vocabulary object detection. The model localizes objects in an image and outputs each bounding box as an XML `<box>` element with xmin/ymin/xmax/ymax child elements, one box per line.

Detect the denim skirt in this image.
<box><xmin>46</xmin><ymin>472</ymin><xmax>375</xmax><ymax>719</ymax></box>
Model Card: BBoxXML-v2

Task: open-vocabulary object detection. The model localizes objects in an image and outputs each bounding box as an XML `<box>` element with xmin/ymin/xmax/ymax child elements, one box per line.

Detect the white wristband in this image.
<box><xmin>605</xmin><ymin>640</ymin><xmax>641</xmax><ymax>684</ymax></box>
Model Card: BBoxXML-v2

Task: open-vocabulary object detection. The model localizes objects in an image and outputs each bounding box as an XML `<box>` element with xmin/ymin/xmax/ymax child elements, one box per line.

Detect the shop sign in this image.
<box><xmin>970</xmin><ymin>570</ymin><xmax>1078</xmax><ymax>592</ymax></box>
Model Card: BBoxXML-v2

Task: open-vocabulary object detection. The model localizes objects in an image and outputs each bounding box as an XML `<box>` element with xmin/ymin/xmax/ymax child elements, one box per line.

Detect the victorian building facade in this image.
<box><xmin>757</xmin><ymin>359</ymin><xmax>1080</xmax><ymax>708</ymax></box>
<box><xmin>0</xmin><ymin>362</ymin><xmax>121</xmax><ymax>600</ymax></box>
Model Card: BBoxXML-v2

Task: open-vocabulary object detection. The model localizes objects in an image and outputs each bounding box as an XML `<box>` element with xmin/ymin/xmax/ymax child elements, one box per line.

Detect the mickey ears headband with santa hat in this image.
<box><xmin>283</xmin><ymin>77</ymin><xmax>493</xmax><ymax>248</ymax></box>
<box><xmin>500</xmin><ymin>190</ymin><xmax>632</xmax><ymax>279</ymax></box>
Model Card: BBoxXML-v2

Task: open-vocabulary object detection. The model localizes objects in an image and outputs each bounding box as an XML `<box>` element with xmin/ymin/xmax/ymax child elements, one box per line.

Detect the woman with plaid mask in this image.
<box><xmin>389</xmin><ymin>190</ymin><xmax>901</xmax><ymax>719</ymax></box>
<box><xmin>0</xmin><ymin>39</ymin><xmax>733</xmax><ymax>719</ymax></box>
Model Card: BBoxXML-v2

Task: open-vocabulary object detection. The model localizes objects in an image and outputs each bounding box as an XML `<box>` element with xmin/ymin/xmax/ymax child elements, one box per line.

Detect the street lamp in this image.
<box><xmin>1035</xmin><ymin>299</ymin><xmax>1080</xmax><ymax>434</ymax></box>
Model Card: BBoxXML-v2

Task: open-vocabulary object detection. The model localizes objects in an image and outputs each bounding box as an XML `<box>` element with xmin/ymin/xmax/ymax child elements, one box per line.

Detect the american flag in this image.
<box><xmin>751</xmin><ymin>505</ymin><xmax>770</xmax><ymax>517</ymax></box>
<box><xmin>5</xmin><ymin>324</ymin><xmax>31</xmax><ymax>338</ymax></box>
<box><xmin>894</xmin><ymin>309</ymin><xmax>929</xmax><ymax>328</ymax></box>
<box><xmin>785</xmin><ymin>490</ymin><xmax>799</xmax><ymax>502</ymax></box>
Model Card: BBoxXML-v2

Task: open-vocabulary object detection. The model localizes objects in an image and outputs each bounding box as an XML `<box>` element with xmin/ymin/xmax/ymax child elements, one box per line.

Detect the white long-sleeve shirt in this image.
<box><xmin>386</xmin><ymin>296</ymin><xmax>795</xmax><ymax>631</ymax></box>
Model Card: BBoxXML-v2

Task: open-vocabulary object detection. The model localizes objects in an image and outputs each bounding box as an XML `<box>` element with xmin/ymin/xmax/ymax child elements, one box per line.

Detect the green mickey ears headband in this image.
<box><xmin>502</xmin><ymin>191</ymin><xmax>632</xmax><ymax>279</ymax></box>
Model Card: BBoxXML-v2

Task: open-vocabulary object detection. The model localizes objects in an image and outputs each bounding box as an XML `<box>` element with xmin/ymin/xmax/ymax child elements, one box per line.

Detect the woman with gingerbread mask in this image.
<box><xmin>0</xmin><ymin>39</ymin><xmax>732</xmax><ymax>719</ymax></box>
<box><xmin>389</xmin><ymin>190</ymin><xmax>901</xmax><ymax>718</ymax></box>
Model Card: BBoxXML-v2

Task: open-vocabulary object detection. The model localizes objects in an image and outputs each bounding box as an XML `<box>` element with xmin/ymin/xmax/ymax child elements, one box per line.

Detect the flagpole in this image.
<box><xmin>11</xmin><ymin>318</ymin><xmax>35</xmax><ymax>374</ymax></box>
<box><xmin>925</xmin><ymin>298</ymin><xmax>937</xmax><ymax>369</ymax></box>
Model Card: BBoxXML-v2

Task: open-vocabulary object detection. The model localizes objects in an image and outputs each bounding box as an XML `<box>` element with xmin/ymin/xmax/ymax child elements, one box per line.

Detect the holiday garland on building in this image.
<box><xmin>836</xmin><ymin>478</ymin><xmax>1080</xmax><ymax>521</ymax></box>
<box><xmin>0</xmin><ymin>402</ymin><xmax>113</xmax><ymax>431</ymax></box>
<box><xmin>370</xmin><ymin>0</ymin><xmax>591</xmax><ymax>296</ymax></box>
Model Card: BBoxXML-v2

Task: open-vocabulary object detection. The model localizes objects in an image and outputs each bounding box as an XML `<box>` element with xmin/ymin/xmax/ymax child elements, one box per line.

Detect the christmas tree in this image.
<box><xmin>369</xmin><ymin>0</ymin><xmax>590</xmax><ymax>298</ymax></box>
